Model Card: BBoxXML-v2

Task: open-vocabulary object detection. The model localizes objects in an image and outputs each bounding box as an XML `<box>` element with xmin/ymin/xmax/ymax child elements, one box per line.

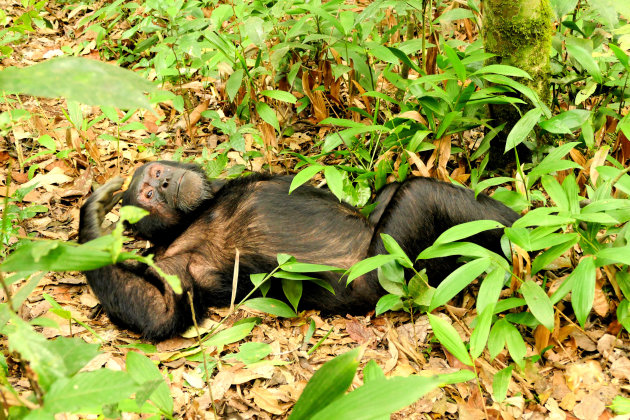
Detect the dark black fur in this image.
<box><xmin>79</xmin><ymin>162</ymin><xmax>519</xmax><ymax>341</ymax></box>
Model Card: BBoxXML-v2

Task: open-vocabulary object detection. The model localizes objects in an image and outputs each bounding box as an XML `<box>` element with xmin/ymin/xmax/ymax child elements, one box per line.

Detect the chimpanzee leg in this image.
<box><xmin>367</xmin><ymin>177</ymin><xmax>519</xmax><ymax>284</ymax></box>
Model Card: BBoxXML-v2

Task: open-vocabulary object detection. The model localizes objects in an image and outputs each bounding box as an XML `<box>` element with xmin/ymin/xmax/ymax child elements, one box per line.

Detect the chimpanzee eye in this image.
<box><xmin>146</xmin><ymin>190</ymin><xmax>153</xmax><ymax>199</ymax></box>
<box><xmin>155</xmin><ymin>169</ymin><xmax>161</xmax><ymax>177</ymax></box>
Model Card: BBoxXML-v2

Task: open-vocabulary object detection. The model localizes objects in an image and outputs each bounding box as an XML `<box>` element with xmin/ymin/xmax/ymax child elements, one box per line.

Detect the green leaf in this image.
<box><xmin>505</xmin><ymin>108</ymin><xmax>542</xmax><ymax>152</ymax></box>
<box><xmin>243</xmin><ymin>298</ymin><xmax>297</xmax><ymax>318</ymax></box>
<box><xmin>47</xmin><ymin>337</ymin><xmax>100</xmax><ymax>378</ymax></box>
<box><xmin>418</xmin><ymin>242</ymin><xmax>493</xmax><ymax>260</ymax></box>
<box><xmin>492</xmin><ymin>366</ymin><xmax>513</xmax><ymax>403</ymax></box>
<box><xmin>226</xmin><ymin>69</ymin><xmax>244</xmax><ymax>102</ymax></box>
<box><xmin>504</xmin><ymin>321</ymin><xmax>527</xmax><ymax>368</ymax></box>
<box><xmin>443</xmin><ymin>44</ymin><xmax>466</xmax><ymax>82</ymax></box>
<box><xmin>255</xmin><ymin>101</ymin><xmax>280</xmax><ymax>132</ymax></box>
<box><xmin>324</xmin><ymin>166</ymin><xmax>344</xmax><ymax>201</ymax></box>
<box><xmin>281</xmin><ymin>261</ymin><xmax>343</xmax><ymax>273</ymax></box>
<box><xmin>205</xmin><ymin>319</ymin><xmax>258</xmax><ymax>347</ymax></box>
<box><xmin>472</xmin><ymin>65</ymin><xmax>531</xmax><ymax>79</ymax></box>
<box><xmin>363</xmin><ymin>360</ymin><xmax>385</xmax><ymax>383</ymax></box>
<box><xmin>375</xmin><ymin>294</ymin><xmax>403</xmax><ymax>316</ymax></box>
<box><xmin>571</xmin><ymin>257</ymin><xmax>596</xmax><ymax>327</ymax></box>
<box><xmin>380</xmin><ymin>234</ymin><xmax>413</xmax><ymax>268</ymax></box>
<box><xmin>434</xmin><ymin>220</ymin><xmax>505</xmax><ymax>245</ymax></box>
<box><xmin>430</xmin><ymin>258</ymin><xmax>491</xmax><ymax>310</ymax></box>
<box><xmin>428</xmin><ymin>314</ymin><xmax>473</xmax><ymax>366</ymax></box>
<box><xmin>617</xmin><ymin>300</ymin><xmax>630</xmax><ymax>333</ymax></box>
<box><xmin>611</xmin><ymin>395</ymin><xmax>630</xmax><ymax>415</ymax></box>
<box><xmin>227</xmin><ymin>342</ymin><xmax>272</xmax><ymax>364</ymax></box>
<box><xmin>609</xmin><ymin>44</ymin><xmax>630</xmax><ymax>71</ymax></box>
<box><xmin>261</xmin><ymin>89</ymin><xmax>298</xmax><ymax>104</ymax></box>
<box><xmin>565</xmin><ymin>36</ymin><xmax>603</xmax><ymax>83</ymax></box>
<box><xmin>0</xmin><ymin>56</ymin><xmax>155</xmax><ymax>110</ymax></box>
<box><xmin>289</xmin><ymin>165</ymin><xmax>323</xmax><ymax>193</ymax></box>
<box><xmin>126</xmin><ymin>351</ymin><xmax>172</xmax><ymax>413</ymax></box>
<box><xmin>377</xmin><ymin>261</ymin><xmax>405</xmax><ymax>295</ymax></box>
<box><xmin>476</xmin><ymin>268</ymin><xmax>505</xmax><ymax>314</ymax></box>
<box><xmin>310</xmin><ymin>375</ymin><xmax>443</xmax><ymax>420</ymax></box>
<box><xmin>470</xmin><ymin>304</ymin><xmax>494</xmax><ymax>358</ymax></box>
<box><xmin>597</xmin><ymin>246</ymin><xmax>630</xmax><ymax>266</ymax></box>
<box><xmin>520</xmin><ymin>280</ymin><xmax>554</xmax><ymax>331</ymax></box>
<box><xmin>282</xmin><ymin>278</ymin><xmax>303</xmax><ymax>312</ymax></box>
<box><xmin>43</xmin><ymin>370</ymin><xmax>137</xmax><ymax>413</ymax></box>
<box><xmin>289</xmin><ymin>348</ymin><xmax>360</xmax><ymax>420</ymax></box>
<box><xmin>539</xmin><ymin>110</ymin><xmax>591</xmax><ymax>134</ymax></box>
<box><xmin>347</xmin><ymin>254</ymin><xmax>398</xmax><ymax>283</ymax></box>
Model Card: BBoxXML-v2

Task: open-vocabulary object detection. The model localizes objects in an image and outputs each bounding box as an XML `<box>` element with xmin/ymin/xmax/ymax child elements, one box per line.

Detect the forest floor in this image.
<box><xmin>2</xmin><ymin>1</ymin><xmax>630</xmax><ymax>419</ymax></box>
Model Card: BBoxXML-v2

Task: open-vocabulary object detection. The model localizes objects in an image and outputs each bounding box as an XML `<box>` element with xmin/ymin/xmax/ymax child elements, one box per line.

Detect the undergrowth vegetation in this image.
<box><xmin>1</xmin><ymin>0</ymin><xmax>630</xmax><ymax>417</ymax></box>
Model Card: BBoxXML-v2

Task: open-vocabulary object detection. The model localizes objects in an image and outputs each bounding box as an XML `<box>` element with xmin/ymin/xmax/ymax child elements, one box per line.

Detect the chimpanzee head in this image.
<box><xmin>122</xmin><ymin>161</ymin><xmax>213</xmax><ymax>242</ymax></box>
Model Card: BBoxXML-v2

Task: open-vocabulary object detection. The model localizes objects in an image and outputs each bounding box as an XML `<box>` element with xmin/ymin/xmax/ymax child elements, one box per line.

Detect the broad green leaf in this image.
<box><xmin>324</xmin><ymin>166</ymin><xmax>344</xmax><ymax>201</ymax></box>
<box><xmin>126</xmin><ymin>351</ymin><xmax>172</xmax><ymax>413</ymax></box>
<box><xmin>418</xmin><ymin>242</ymin><xmax>493</xmax><ymax>260</ymax></box>
<box><xmin>375</xmin><ymin>294</ymin><xmax>403</xmax><ymax>315</ymax></box>
<box><xmin>243</xmin><ymin>298</ymin><xmax>297</xmax><ymax>318</ymax></box>
<box><xmin>43</xmin><ymin>370</ymin><xmax>137</xmax><ymax>413</ymax></box>
<box><xmin>571</xmin><ymin>257</ymin><xmax>596</xmax><ymax>326</ymax></box>
<box><xmin>434</xmin><ymin>220</ymin><xmax>505</xmax><ymax>245</ymax></box>
<box><xmin>609</xmin><ymin>44</ymin><xmax>630</xmax><ymax>71</ymax></box>
<box><xmin>289</xmin><ymin>165</ymin><xmax>323</xmax><ymax>193</ymax></box>
<box><xmin>470</xmin><ymin>304</ymin><xmax>494</xmax><ymax>358</ymax></box>
<box><xmin>611</xmin><ymin>395</ymin><xmax>630</xmax><ymax>415</ymax></box>
<box><xmin>282</xmin><ymin>278</ymin><xmax>303</xmax><ymax>312</ymax></box>
<box><xmin>0</xmin><ymin>56</ymin><xmax>155</xmax><ymax>109</ymax></box>
<box><xmin>539</xmin><ymin>109</ymin><xmax>591</xmax><ymax>134</ymax></box>
<box><xmin>565</xmin><ymin>36</ymin><xmax>603</xmax><ymax>83</ymax></box>
<box><xmin>226</xmin><ymin>69</ymin><xmax>244</xmax><ymax>102</ymax></box>
<box><xmin>362</xmin><ymin>360</ymin><xmax>385</xmax><ymax>383</ymax></box>
<box><xmin>227</xmin><ymin>342</ymin><xmax>272</xmax><ymax>364</ymax></box>
<box><xmin>505</xmin><ymin>108</ymin><xmax>542</xmax><ymax>152</ymax></box>
<box><xmin>47</xmin><ymin>337</ymin><xmax>100</xmax><ymax>378</ymax></box>
<box><xmin>261</xmin><ymin>89</ymin><xmax>298</xmax><ymax>104</ymax></box>
<box><xmin>443</xmin><ymin>44</ymin><xmax>466</xmax><ymax>82</ymax></box>
<box><xmin>430</xmin><ymin>258</ymin><xmax>491</xmax><ymax>310</ymax></box>
<box><xmin>380</xmin><ymin>234</ymin><xmax>413</xmax><ymax>267</ymax></box>
<box><xmin>310</xmin><ymin>375</ymin><xmax>443</xmax><ymax>420</ymax></box>
<box><xmin>531</xmin><ymin>236</ymin><xmax>578</xmax><ymax>274</ymax></box>
<box><xmin>289</xmin><ymin>348</ymin><xmax>360</xmax><ymax>420</ymax></box>
<box><xmin>492</xmin><ymin>366</ymin><xmax>513</xmax><ymax>403</ymax></box>
<box><xmin>428</xmin><ymin>314</ymin><xmax>473</xmax><ymax>366</ymax></box>
<box><xmin>504</xmin><ymin>322</ymin><xmax>527</xmax><ymax>368</ymax></box>
<box><xmin>472</xmin><ymin>65</ymin><xmax>531</xmax><ymax>79</ymax></box>
<box><xmin>476</xmin><ymin>268</ymin><xmax>505</xmax><ymax>314</ymax></box>
<box><xmin>205</xmin><ymin>319</ymin><xmax>259</xmax><ymax>346</ymax></box>
<box><xmin>618</xmin><ymin>299</ymin><xmax>630</xmax><ymax>333</ymax></box>
<box><xmin>255</xmin><ymin>101</ymin><xmax>280</xmax><ymax>132</ymax></box>
<box><xmin>377</xmin><ymin>261</ymin><xmax>405</xmax><ymax>295</ymax></box>
<box><xmin>520</xmin><ymin>281</ymin><xmax>554</xmax><ymax>331</ymax></box>
<box><xmin>281</xmin><ymin>261</ymin><xmax>343</xmax><ymax>273</ymax></box>
<box><xmin>347</xmin><ymin>254</ymin><xmax>398</xmax><ymax>283</ymax></box>
<box><xmin>597</xmin><ymin>246</ymin><xmax>630</xmax><ymax>266</ymax></box>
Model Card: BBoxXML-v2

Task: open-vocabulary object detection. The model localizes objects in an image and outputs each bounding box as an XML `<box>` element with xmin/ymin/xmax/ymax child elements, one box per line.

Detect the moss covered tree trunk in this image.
<box><xmin>482</xmin><ymin>0</ymin><xmax>553</xmax><ymax>169</ymax></box>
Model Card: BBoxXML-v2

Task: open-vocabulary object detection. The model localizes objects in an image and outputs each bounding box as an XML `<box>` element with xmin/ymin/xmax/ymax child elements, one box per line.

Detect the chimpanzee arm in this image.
<box><xmin>79</xmin><ymin>178</ymin><xmax>198</xmax><ymax>341</ymax></box>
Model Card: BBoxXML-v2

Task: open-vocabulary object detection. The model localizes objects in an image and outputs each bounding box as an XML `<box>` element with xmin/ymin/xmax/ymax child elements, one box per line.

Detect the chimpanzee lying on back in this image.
<box><xmin>79</xmin><ymin>161</ymin><xmax>519</xmax><ymax>341</ymax></box>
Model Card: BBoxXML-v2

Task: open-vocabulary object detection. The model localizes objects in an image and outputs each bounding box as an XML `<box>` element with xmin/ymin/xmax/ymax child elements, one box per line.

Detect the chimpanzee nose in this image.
<box><xmin>162</xmin><ymin>180</ymin><xmax>169</xmax><ymax>188</ymax></box>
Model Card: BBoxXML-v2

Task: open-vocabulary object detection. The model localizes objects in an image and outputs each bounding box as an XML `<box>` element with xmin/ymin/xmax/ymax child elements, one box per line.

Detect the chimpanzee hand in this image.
<box><xmin>79</xmin><ymin>177</ymin><xmax>124</xmax><ymax>243</ymax></box>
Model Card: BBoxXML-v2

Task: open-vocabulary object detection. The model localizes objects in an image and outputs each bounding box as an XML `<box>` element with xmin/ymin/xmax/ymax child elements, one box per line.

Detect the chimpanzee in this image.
<box><xmin>79</xmin><ymin>161</ymin><xmax>519</xmax><ymax>341</ymax></box>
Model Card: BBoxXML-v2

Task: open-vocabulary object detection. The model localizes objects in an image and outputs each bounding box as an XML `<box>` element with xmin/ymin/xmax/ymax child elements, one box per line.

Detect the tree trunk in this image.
<box><xmin>482</xmin><ymin>0</ymin><xmax>553</xmax><ymax>169</ymax></box>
